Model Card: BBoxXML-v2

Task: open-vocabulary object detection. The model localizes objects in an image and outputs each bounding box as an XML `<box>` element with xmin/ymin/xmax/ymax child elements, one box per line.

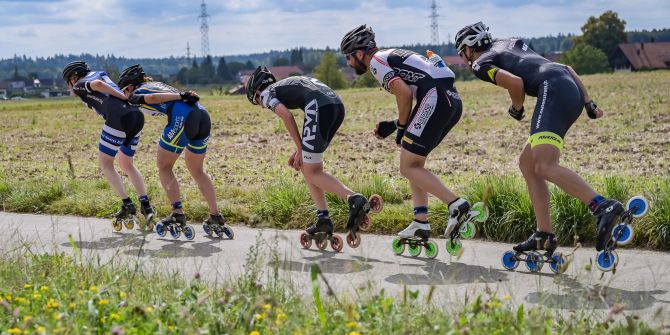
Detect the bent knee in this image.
<box><xmin>533</xmin><ymin>160</ymin><xmax>557</xmax><ymax>179</ymax></box>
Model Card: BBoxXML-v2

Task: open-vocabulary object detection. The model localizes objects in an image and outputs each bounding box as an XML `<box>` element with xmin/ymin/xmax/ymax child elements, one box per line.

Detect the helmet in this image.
<box><xmin>118</xmin><ymin>64</ymin><xmax>146</xmax><ymax>89</ymax></box>
<box><xmin>340</xmin><ymin>24</ymin><xmax>376</xmax><ymax>55</ymax></box>
<box><xmin>246</xmin><ymin>66</ymin><xmax>276</xmax><ymax>105</ymax></box>
<box><xmin>62</xmin><ymin>61</ymin><xmax>90</xmax><ymax>82</ymax></box>
<box><xmin>455</xmin><ymin>21</ymin><xmax>492</xmax><ymax>54</ymax></box>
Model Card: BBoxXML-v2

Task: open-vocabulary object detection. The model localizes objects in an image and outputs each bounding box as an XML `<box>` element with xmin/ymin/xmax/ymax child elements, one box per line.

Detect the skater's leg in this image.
<box><xmin>399</xmin><ymin>149</ymin><xmax>458</xmax><ymax>204</ymax></box>
<box><xmin>98</xmin><ymin>152</ymin><xmax>129</xmax><ymax>199</ymax></box>
<box><xmin>117</xmin><ymin>151</ymin><xmax>147</xmax><ymax>197</ymax></box>
<box><xmin>302</xmin><ymin>162</ymin><xmax>354</xmax><ymax>200</ymax></box>
<box><xmin>184</xmin><ymin>149</ymin><xmax>220</xmax><ymax>215</ymax></box>
<box><xmin>410</xmin><ymin>181</ymin><xmax>429</xmax><ymax>222</ymax></box>
<box><xmin>531</xmin><ymin>144</ymin><xmax>597</xmax><ymax>204</ymax></box>
<box><xmin>519</xmin><ymin>144</ymin><xmax>552</xmax><ymax>233</ymax></box>
<box><xmin>305</xmin><ymin>179</ymin><xmax>328</xmax><ymax>211</ymax></box>
<box><xmin>156</xmin><ymin>146</ymin><xmax>183</xmax><ymax>213</ymax></box>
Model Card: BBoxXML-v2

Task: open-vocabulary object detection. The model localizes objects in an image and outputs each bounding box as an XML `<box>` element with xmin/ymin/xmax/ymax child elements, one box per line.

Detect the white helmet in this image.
<box><xmin>455</xmin><ymin>21</ymin><xmax>492</xmax><ymax>54</ymax></box>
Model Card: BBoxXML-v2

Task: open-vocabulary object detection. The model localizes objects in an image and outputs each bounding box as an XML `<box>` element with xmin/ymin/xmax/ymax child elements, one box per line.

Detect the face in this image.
<box><xmin>66</xmin><ymin>76</ymin><xmax>78</xmax><ymax>94</ymax></box>
<box><xmin>122</xmin><ymin>85</ymin><xmax>134</xmax><ymax>98</ymax></box>
<box><xmin>345</xmin><ymin>50</ymin><xmax>368</xmax><ymax>75</ymax></box>
<box><xmin>254</xmin><ymin>89</ymin><xmax>262</xmax><ymax>106</ymax></box>
<box><xmin>458</xmin><ymin>46</ymin><xmax>476</xmax><ymax>68</ymax></box>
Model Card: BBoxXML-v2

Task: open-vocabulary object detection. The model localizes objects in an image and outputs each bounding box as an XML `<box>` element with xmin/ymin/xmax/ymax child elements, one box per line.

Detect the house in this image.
<box><xmin>233</xmin><ymin>66</ymin><xmax>305</xmax><ymax>95</ymax></box>
<box><xmin>609</xmin><ymin>42</ymin><xmax>670</xmax><ymax>72</ymax></box>
<box><xmin>442</xmin><ymin>56</ymin><xmax>466</xmax><ymax>68</ymax></box>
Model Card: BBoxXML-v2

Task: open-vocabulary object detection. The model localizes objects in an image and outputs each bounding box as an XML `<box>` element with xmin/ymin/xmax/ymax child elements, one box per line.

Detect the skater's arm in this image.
<box><xmin>494</xmin><ymin>69</ymin><xmax>525</xmax><ymax>111</ymax></box>
<box><xmin>129</xmin><ymin>91</ymin><xmax>199</xmax><ymax>105</ymax></box>
<box><xmin>274</xmin><ymin>103</ymin><xmax>303</xmax><ymax>151</ymax></box>
<box><xmin>389</xmin><ymin>79</ymin><xmax>412</xmax><ymax>125</ymax></box>
<box><xmin>88</xmin><ymin>80</ymin><xmax>127</xmax><ymax>101</ymax></box>
<box><xmin>564</xmin><ymin>65</ymin><xmax>604</xmax><ymax>119</ymax></box>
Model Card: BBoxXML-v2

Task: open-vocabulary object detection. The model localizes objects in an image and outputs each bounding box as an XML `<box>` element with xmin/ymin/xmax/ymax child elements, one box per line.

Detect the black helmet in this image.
<box><xmin>340</xmin><ymin>24</ymin><xmax>376</xmax><ymax>55</ymax></box>
<box><xmin>455</xmin><ymin>22</ymin><xmax>492</xmax><ymax>54</ymax></box>
<box><xmin>245</xmin><ymin>66</ymin><xmax>276</xmax><ymax>105</ymax></box>
<box><xmin>118</xmin><ymin>64</ymin><xmax>146</xmax><ymax>89</ymax></box>
<box><xmin>62</xmin><ymin>61</ymin><xmax>90</xmax><ymax>82</ymax></box>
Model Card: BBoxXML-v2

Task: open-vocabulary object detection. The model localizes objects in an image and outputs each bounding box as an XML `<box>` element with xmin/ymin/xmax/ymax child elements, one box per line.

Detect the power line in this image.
<box><xmin>198</xmin><ymin>0</ymin><xmax>210</xmax><ymax>58</ymax></box>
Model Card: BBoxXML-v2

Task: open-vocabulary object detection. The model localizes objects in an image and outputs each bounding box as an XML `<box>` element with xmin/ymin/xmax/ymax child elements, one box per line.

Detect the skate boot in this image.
<box><xmin>392</xmin><ymin>220</ymin><xmax>438</xmax><ymax>259</ymax></box>
<box><xmin>299</xmin><ymin>217</ymin><xmax>343</xmax><ymax>252</ymax></box>
<box><xmin>501</xmin><ymin>231</ymin><xmax>566</xmax><ymax>274</ymax></box>
<box><xmin>156</xmin><ymin>212</ymin><xmax>195</xmax><ymax>241</ymax></box>
<box><xmin>203</xmin><ymin>213</ymin><xmax>234</xmax><ymax>239</ymax></box>
<box><xmin>139</xmin><ymin>198</ymin><xmax>156</xmax><ymax>231</ymax></box>
<box><xmin>345</xmin><ymin>193</ymin><xmax>369</xmax><ymax>248</ymax></box>
<box><xmin>444</xmin><ymin>198</ymin><xmax>472</xmax><ymax>239</ymax></box>
<box><xmin>593</xmin><ymin>199</ymin><xmax>624</xmax><ymax>252</ymax></box>
<box><xmin>111</xmin><ymin>201</ymin><xmax>138</xmax><ymax>231</ymax></box>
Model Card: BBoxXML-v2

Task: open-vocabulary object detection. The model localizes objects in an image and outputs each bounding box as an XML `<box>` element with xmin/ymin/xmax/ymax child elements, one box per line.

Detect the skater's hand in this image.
<box><xmin>179</xmin><ymin>91</ymin><xmax>200</xmax><ymax>105</ymax></box>
<box><xmin>585</xmin><ymin>100</ymin><xmax>604</xmax><ymax>119</ymax></box>
<box><xmin>394</xmin><ymin>123</ymin><xmax>405</xmax><ymax>147</ymax></box>
<box><xmin>508</xmin><ymin>104</ymin><xmax>525</xmax><ymax>121</ymax></box>
<box><xmin>288</xmin><ymin>150</ymin><xmax>302</xmax><ymax>171</ymax></box>
<box><xmin>375</xmin><ymin>120</ymin><xmax>398</xmax><ymax>139</ymax></box>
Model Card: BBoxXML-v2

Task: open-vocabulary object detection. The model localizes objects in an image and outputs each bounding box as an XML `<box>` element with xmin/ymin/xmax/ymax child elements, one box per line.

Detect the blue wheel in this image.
<box><xmin>524</xmin><ymin>251</ymin><xmax>544</xmax><ymax>272</ymax></box>
<box><xmin>155</xmin><ymin>223</ymin><xmax>167</xmax><ymax>237</ymax></box>
<box><xmin>612</xmin><ymin>224</ymin><xmax>634</xmax><ymax>245</ymax></box>
<box><xmin>626</xmin><ymin>196</ymin><xmax>649</xmax><ymax>218</ymax></box>
<box><xmin>222</xmin><ymin>226</ymin><xmax>234</xmax><ymax>239</ymax></box>
<box><xmin>596</xmin><ymin>250</ymin><xmax>619</xmax><ymax>272</ymax></box>
<box><xmin>501</xmin><ymin>250</ymin><xmax>519</xmax><ymax>271</ymax></box>
<box><xmin>184</xmin><ymin>225</ymin><xmax>195</xmax><ymax>241</ymax></box>
<box><xmin>203</xmin><ymin>223</ymin><xmax>212</xmax><ymax>236</ymax></box>
<box><xmin>549</xmin><ymin>252</ymin><xmax>567</xmax><ymax>274</ymax></box>
<box><xmin>170</xmin><ymin>226</ymin><xmax>181</xmax><ymax>239</ymax></box>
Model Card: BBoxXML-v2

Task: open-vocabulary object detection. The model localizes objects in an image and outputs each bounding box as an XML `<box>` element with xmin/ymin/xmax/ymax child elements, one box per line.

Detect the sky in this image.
<box><xmin>0</xmin><ymin>0</ymin><xmax>668</xmax><ymax>59</ymax></box>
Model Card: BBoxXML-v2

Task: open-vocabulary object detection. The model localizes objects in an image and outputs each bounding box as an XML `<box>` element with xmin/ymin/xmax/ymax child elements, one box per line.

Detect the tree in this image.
<box><xmin>578</xmin><ymin>10</ymin><xmax>627</xmax><ymax>55</ymax></box>
<box><xmin>226</xmin><ymin>61</ymin><xmax>246</xmax><ymax>78</ymax></box>
<box><xmin>314</xmin><ymin>52</ymin><xmax>346</xmax><ymax>89</ymax></box>
<box><xmin>217</xmin><ymin>57</ymin><xmax>233</xmax><ymax>82</ymax></box>
<box><xmin>353</xmin><ymin>71</ymin><xmax>378</xmax><ymax>88</ymax></box>
<box><xmin>200</xmin><ymin>55</ymin><xmax>216</xmax><ymax>83</ymax></box>
<box><xmin>244</xmin><ymin>60</ymin><xmax>255</xmax><ymax>70</ymax></box>
<box><xmin>290</xmin><ymin>48</ymin><xmax>304</xmax><ymax>67</ymax></box>
<box><xmin>273</xmin><ymin>58</ymin><xmax>290</xmax><ymax>66</ymax></box>
<box><xmin>559</xmin><ymin>42</ymin><xmax>609</xmax><ymax>74</ymax></box>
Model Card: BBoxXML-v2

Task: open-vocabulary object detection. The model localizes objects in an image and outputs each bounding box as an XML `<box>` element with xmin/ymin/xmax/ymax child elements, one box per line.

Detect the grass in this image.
<box><xmin>0</xmin><ymin>241</ymin><xmax>661</xmax><ymax>334</ymax></box>
<box><xmin>0</xmin><ymin>71</ymin><xmax>669</xmax><ymax>249</ymax></box>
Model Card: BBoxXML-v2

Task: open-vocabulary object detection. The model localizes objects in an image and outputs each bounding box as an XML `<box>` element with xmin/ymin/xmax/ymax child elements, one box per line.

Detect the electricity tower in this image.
<box><xmin>429</xmin><ymin>0</ymin><xmax>439</xmax><ymax>44</ymax></box>
<box><xmin>198</xmin><ymin>0</ymin><xmax>210</xmax><ymax>58</ymax></box>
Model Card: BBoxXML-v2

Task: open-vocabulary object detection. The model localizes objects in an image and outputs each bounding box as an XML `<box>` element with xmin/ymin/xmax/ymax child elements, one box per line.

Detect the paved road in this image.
<box><xmin>1</xmin><ymin>212</ymin><xmax>669</xmax><ymax>327</ymax></box>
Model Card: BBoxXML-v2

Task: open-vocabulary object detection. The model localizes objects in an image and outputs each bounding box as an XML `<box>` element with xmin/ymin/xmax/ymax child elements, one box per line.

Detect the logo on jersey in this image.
<box><xmin>382</xmin><ymin>72</ymin><xmax>396</xmax><ymax>92</ymax></box>
<box><xmin>535</xmin><ymin>80</ymin><xmax>549</xmax><ymax>130</ymax></box>
<box><xmin>371</xmin><ymin>67</ymin><xmax>377</xmax><ymax>75</ymax></box>
<box><xmin>471</xmin><ymin>61</ymin><xmax>481</xmax><ymax>71</ymax></box>
<box><xmin>393</xmin><ymin>67</ymin><xmax>425</xmax><ymax>83</ymax></box>
<box><xmin>407</xmin><ymin>87</ymin><xmax>437</xmax><ymax>137</ymax></box>
<box><xmin>302</xmin><ymin>99</ymin><xmax>319</xmax><ymax>151</ymax></box>
<box><xmin>446</xmin><ymin>90</ymin><xmax>460</xmax><ymax>101</ymax></box>
<box><xmin>487</xmin><ymin>67</ymin><xmax>498</xmax><ymax>82</ymax></box>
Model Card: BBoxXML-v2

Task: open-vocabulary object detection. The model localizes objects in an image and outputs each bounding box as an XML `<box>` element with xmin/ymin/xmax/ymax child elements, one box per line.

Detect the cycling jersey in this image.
<box><xmin>131</xmin><ymin>81</ymin><xmax>210</xmax><ymax>154</ymax></box>
<box><xmin>369</xmin><ymin>49</ymin><xmax>455</xmax><ymax>95</ymax></box>
<box><xmin>471</xmin><ymin>39</ymin><xmax>585</xmax><ymax>150</ymax></box>
<box><xmin>71</xmin><ymin>71</ymin><xmax>143</xmax><ymax>157</ymax></box>
<box><xmin>259</xmin><ymin>76</ymin><xmax>344</xmax><ymax>163</ymax></box>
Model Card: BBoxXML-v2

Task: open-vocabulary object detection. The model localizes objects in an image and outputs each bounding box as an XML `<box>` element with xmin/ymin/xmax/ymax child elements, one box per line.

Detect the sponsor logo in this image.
<box><xmin>302</xmin><ymin>99</ymin><xmax>319</xmax><ymax>151</ymax></box>
<box><xmin>167</xmin><ymin>116</ymin><xmax>185</xmax><ymax>140</ymax></box>
<box><xmin>382</xmin><ymin>72</ymin><xmax>395</xmax><ymax>92</ymax></box>
<box><xmin>606</xmin><ymin>206</ymin><xmax>614</xmax><ymax>213</ymax></box>
<box><xmin>535</xmin><ymin>80</ymin><xmax>549</xmax><ymax>130</ymax></box>
<box><xmin>86</xmin><ymin>94</ymin><xmax>103</xmax><ymax>104</ymax></box>
<box><xmin>472</xmin><ymin>61</ymin><xmax>481</xmax><ymax>71</ymax></box>
<box><xmin>393</xmin><ymin>67</ymin><xmax>425</xmax><ymax>83</ymax></box>
<box><xmin>487</xmin><ymin>67</ymin><xmax>498</xmax><ymax>82</ymax></box>
<box><xmin>522</xmin><ymin>43</ymin><xmax>529</xmax><ymax>51</ymax></box>
<box><xmin>371</xmin><ymin>66</ymin><xmax>377</xmax><ymax>75</ymax></box>
<box><xmin>407</xmin><ymin>88</ymin><xmax>437</xmax><ymax>137</ymax></box>
<box><xmin>446</xmin><ymin>90</ymin><xmax>460</xmax><ymax>100</ymax></box>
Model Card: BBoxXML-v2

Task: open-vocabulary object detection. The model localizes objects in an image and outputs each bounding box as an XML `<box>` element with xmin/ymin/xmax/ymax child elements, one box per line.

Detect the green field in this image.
<box><xmin>0</xmin><ymin>71</ymin><xmax>669</xmax><ymax>248</ymax></box>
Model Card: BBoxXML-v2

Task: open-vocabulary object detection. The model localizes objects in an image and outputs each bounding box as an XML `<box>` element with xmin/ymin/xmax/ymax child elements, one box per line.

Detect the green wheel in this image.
<box><xmin>472</xmin><ymin>202</ymin><xmax>489</xmax><ymax>223</ymax></box>
<box><xmin>446</xmin><ymin>239</ymin><xmax>462</xmax><ymax>256</ymax></box>
<box><xmin>425</xmin><ymin>241</ymin><xmax>439</xmax><ymax>259</ymax></box>
<box><xmin>392</xmin><ymin>238</ymin><xmax>405</xmax><ymax>255</ymax></box>
<box><xmin>408</xmin><ymin>243</ymin><xmax>422</xmax><ymax>257</ymax></box>
<box><xmin>460</xmin><ymin>222</ymin><xmax>476</xmax><ymax>239</ymax></box>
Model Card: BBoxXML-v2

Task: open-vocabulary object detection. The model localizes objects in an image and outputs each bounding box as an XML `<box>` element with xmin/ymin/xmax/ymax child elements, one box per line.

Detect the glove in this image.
<box><xmin>585</xmin><ymin>100</ymin><xmax>598</xmax><ymax>119</ymax></box>
<box><xmin>376</xmin><ymin>120</ymin><xmax>398</xmax><ymax>138</ymax></box>
<box><xmin>508</xmin><ymin>105</ymin><xmax>525</xmax><ymax>121</ymax></box>
<box><xmin>180</xmin><ymin>91</ymin><xmax>200</xmax><ymax>105</ymax></box>
<box><xmin>395</xmin><ymin>122</ymin><xmax>406</xmax><ymax>145</ymax></box>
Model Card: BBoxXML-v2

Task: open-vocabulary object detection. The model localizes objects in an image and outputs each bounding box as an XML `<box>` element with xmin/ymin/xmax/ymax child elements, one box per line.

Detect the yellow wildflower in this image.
<box><xmin>262</xmin><ymin>303</ymin><xmax>272</xmax><ymax>311</ymax></box>
<box><xmin>15</xmin><ymin>297</ymin><xmax>28</xmax><ymax>304</ymax></box>
<box><xmin>68</xmin><ymin>303</ymin><xmax>76</xmax><ymax>309</ymax></box>
<box><xmin>23</xmin><ymin>316</ymin><xmax>33</xmax><ymax>323</ymax></box>
<box><xmin>37</xmin><ymin>326</ymin><xmax>46</xmax><ymax>334</ymax></box>
<box><xmin>277</xmin><ymin>312</ymin><xmax>287</xmax><ymax>322</ymax></box>
<box><xmin>254</xmin><ymin>313</ymin><xmax>267</xmax><ymax>321</ymax></box>
<box><xmin>168</xmin><ymin>325</ymin><xmax>176</xmax><ymax>331</ymax></box>
<box><xmin>98</xmin><ymin>299</ymin><xmax>109</xmax><ymax>306</ymax></box>
<box><xmin>250</xmin><ymin>331</ymin><xmax>260</xmax><ymax>335</ymax></box>
<box><xmin>346</xmin><ymin>321</ymin><xmax>358</xmax><ymax>329</ymax></box>
<box><xmin>47</xmin><ymin>299</ymin><xmax>60</xmax><ymax>309</ymax></box>
<box><xmin>4</xmin><ymin>293</ymin><xmax>12</xmax><ymax>301</ymax></box>
<box><xmin>89</xmin><ymin>286</ymin><xmax>98</xmax><ymax>293</ymax></box>
<box><xmin>8</xmin><ymin>328</ymin><xmax>21</xmax><ymax>334</ymax></box>
<box><xmin>53</xmin><ymin>312</ymin><xmax>62</xmax><ymax>320</ymax></box>
<box><xmin>24</xmin><ymin>284</ymin><xmax>32</xmax><ymax>290</ymax></box>
<box><xmin>110</xmin><ymin>313</ymin><xmax>121</xmax><ymax>321</ymax></box>
<box><xmin>40</xmin><ymin>286</ymin><xmax>49</xmax><ymax>293</ymax></box>
<box><xmin>503</xmin><ymin>294</ymin><xmax>511</xmax><ymax>301</ymax></box>
<box><xmin>119</xmin><ymin>291</ymin><xmax>127</xmax><ymax>300</ymax></box>
<box><xmin>145</xmin><ymin>306</ymin><xmax>154</xmax><ymax>313</ymax></box>
<box><xmin>348</xmin><ymin>332</ymin><xmax>361</xmax><ymax>335</ymax></box>
<box><xmin>32</xmin><ymin>293</ymin><xmax>41</xmax><ymax>300</ymax></box>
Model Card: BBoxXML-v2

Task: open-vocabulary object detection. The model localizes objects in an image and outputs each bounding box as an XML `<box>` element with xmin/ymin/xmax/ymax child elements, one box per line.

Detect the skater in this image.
<box><xmin>62</xmin><ymin>61</ymin><xmax>155</xmax><ymax>230</ymax></box>
<box><xmin>455</xmin><ymin>22</ymin><xmax>620</xmax><ymax>258</ymax></box>
<box><xmin>117</xmin><ymin>64</ymin><xmax>232</xmax><ymax>240</ymax></box>
<box><xmin>341</xmin><ymin>25</ymin><xmax>481</xmax><ymax>258</ymax></box>
<box><xmin>244</xmin><ymin>67</ymin><xmax>381</xmax><ymax>250</ymax></box>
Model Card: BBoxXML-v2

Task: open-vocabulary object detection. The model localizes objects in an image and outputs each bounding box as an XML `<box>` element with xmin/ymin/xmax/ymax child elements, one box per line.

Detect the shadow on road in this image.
<box><xmin>61</xmin><ymin>232</ymin><xmax>147</xmax><ymax>250</ymax></box>
<box><xmin>385</xmin><ymin>259</ymin><xmax>509</xmax><ymax>285</ymax></box>
<box><xmin>526</xmin><ymin>281</ymin><xmax>668</xmax><ymax>310</ymax></box>
<box><xmin>275</xmin><ymin>250</ymin><xmax>373</xmax><ymax>274</ymax></box>
<box><xmin>123</xmin><ymin>238</ymin><xmax>224</xmax><ymax>258</ymax></box>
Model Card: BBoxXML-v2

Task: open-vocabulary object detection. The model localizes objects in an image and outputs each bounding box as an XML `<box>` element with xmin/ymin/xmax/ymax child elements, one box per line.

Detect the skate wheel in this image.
<box><xmin>549</xmin><ymin>252</ymin><xmax>567</xmax><ymax>274</ymax></box>
<box><xmin>471</xmin><ymin>202</ymin><xmax>489</xmax><ymax>223</ymax></box>
<box><xmin>124</xmin><ymin>217</ymin><xmax>136</xmax><ymax>230</ymax></box>
<box><xmin>184</xmin><ymin>225</ymin><xmax>195</xmax><ymax>241</ymax></box>
<box><xmin>346</xmin><ymin>232</ymin><xmax>361</xmax><ymax>248</ymax></box>
<box><xmin>501</xmin><ymin>250</ymin><xmax>519</xmax><ymax>271</ymax></box>
<box><xmin>203</xmin><ymin>223</ymin><xmax>213</xmax><ymax>237</ymax></box>
<box><xmin>596</xmin><ymin>250</ymin><xmax>619</xmax><ymax>272</ymax></box>
<box><xmin>330</xmin><ymin>235</ymin><xmax>343</xmax><ymax>252</ymax></box>
<box><xmin>170</xmin><ymin>226</ymin><xmax>181</xmax><ymax>239</ymax></box>
<box><xmin>316</xmin><ymin>236</ymin><xmax>328</xmax><ymax>250</ymax></box>
<box><xmin>155</xmin><ymin>223</ymin><xmax>167</xmax><ymax>237</ymax></box>
<box><xmin>369</xmin><ymin>194</ymin><xmax>384</xmax><ymax>213</ymax></box>
<box><xmin>626</xmin><ymin>196</ymin><xmax>649</xmax><ymax>218</ymax></box>
<box><xmin>446</xmin><ymin>239</ymin><xmax>462</xmax><ymax>256</ymax></box>
<box><xmin>459</xmin><ymin>222</ymin><xmax>476</xmax><ymax>239</ymax></box>
<box><xmin>299</xmin><ymin>232</ymin><xmax>312</xmax><ymax>249</ymax></box>
<box><xmin>359</xmin><ymin>216</ymin><xmax>371</xmax><ymax>232</ymax></box>
<box><xmin>408</xmin><ymin>243</ymin><xmax>422</xmax><ymax>257</ymax></box>
<box><xmin>612</xmin><ymin>223</ymin><xmax>634</xmax><ymax>245</ymax></box>
<box><xmin>524</xmin><ymin>251</ymin><xmax>544</xmax><ymax>272</ymax></box>
<box><xmin>392</xmin><ymin>238</ymin><xmax>405</xmax><ymax>255</ymax></box>
<box><xmin>112</xmin><ymin>218</ymin><xmax>123</xmax><ymax>232</ymax></box>
<box><xmin>425</xmin><ymin>241</ymin><xmax>439</xmax><ymax>259</ymax></box>
<box><xmin>147</xmin><ymin>221</ymin><xmax>155</xmax><ymax>232</ymax></box>
<box><xmin>222</xmin><ymin>226</ymin><xmax>234</xmax><ymax>239</ymax></box>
